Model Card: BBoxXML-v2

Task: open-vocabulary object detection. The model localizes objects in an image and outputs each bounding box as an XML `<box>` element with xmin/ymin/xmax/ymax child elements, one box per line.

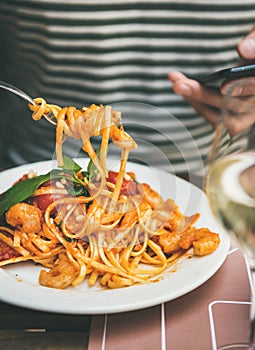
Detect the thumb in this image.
<box><xmin>238</xmin><ymin>27</ymin><xmax>255</xmax><ymax>59</ymax></box>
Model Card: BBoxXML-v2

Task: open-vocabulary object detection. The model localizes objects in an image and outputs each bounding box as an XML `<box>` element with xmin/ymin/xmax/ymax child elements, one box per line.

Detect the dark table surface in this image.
<box><xmin>0</xmin><ymin>301</ymin><xmax>91</xmax><ymax>349</ymax></box>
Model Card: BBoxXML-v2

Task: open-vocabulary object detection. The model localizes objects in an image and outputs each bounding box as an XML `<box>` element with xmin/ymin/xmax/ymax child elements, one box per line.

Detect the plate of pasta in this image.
<box><xmin>0</xmin><ymin>158</ymin><xmax>229</xmax><ymax>314</ymax></box>
<box><xmin>0</xmin><ymin>99</ymin><xmax>229</xmax><ymax>313</ymax></box>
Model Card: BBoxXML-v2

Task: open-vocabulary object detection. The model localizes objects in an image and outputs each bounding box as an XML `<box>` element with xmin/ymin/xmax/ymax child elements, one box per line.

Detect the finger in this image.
<box><xmin>238</xmin><ymin>26</ymin><xmax>255</xmax><ymax>59</ymax></box>
<box><xmin>168</xmin><ymin>71</ymin><xmax>188</xmax><ymax>83</ymax></box>
<box><xmin>223</xmin><ymin>94</ymin><xmax>255</xmax><ymax>115</ymax></box>
<box><xmin>221</xmin><ymin>77</ymin><xmax>255</xmax><ymax>97</ymax></box>
<box><xmin>173</xmin><ymin>79</ymin><xmax>223</xmax><ymax>109</ymax></box>
<box><xmin>188</xmin><ymin>100</ymin><xmax>220</xmax><ymax>127</ymax></box>
<box><xmin>224</xmin><ymin>110</ymin><xmax>255</xmax><ymax>136</ymax></box>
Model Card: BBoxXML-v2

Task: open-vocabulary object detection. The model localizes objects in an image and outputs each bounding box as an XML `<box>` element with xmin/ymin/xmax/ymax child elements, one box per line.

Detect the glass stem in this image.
<box><xmin>249</xmin><ymin>266</ymin><xmax>255</xmax><ymax>347</ymax></box>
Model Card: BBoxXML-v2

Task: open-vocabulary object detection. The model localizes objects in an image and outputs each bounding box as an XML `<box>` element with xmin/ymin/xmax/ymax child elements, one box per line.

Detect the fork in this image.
<box><xmin>0</xmin><ymin>80</ymin><xmax>56</xmax><ymax>125</ymax></box>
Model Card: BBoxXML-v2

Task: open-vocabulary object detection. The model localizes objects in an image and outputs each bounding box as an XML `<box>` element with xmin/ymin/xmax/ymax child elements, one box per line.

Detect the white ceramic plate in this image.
<box><xmin>0</xmin><ymin>159</ymin><xmax>230</xmax><ymax>314</ymax></box>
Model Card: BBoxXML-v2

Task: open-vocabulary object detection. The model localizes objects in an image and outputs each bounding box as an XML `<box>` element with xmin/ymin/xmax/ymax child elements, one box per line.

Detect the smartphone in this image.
<box><xmin>197</xmin><ymin>63</ymin><xmax>255</xmax><ymax>85</ymax></box>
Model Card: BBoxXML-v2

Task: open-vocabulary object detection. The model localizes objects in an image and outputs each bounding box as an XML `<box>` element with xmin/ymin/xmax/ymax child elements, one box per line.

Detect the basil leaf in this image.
<box><xmin>87</xmin><ymin>149</ymin><xmax>101</xmax><ymax>182</ymax></box>
<box><xmin>81</xmin><ymin>171</ymin><xmax>89</xmax><ymax>182</ymax></box>
<box><xmin>0</xmin><ymin>156</ymin><xmax>84</xmax><ymax>216</ymax></box>
<box><xmin>0</xmin><ymin>173</ymin><xmax>51</xmax><ymax>216</ymax></box>
<box><xmin>65</xmin><ymin>183</ymin><xmax>90</xmax><ymax>197</ymax></box>
<box><xmin>0</xmin><ymin>169</ymin><xmax>68</xmax><ymax>216</ymax></box>
<box><xmin>60</xmin><ymin>155</ymin><xmax>82</xmax><ymax>173</ymax></box>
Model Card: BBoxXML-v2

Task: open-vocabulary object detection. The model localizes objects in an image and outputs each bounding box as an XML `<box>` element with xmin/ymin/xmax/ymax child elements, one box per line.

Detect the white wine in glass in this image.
<box><xmin>206</xmin><ymin>77</ymin><xmax>255</xmax><ymax>350</ymax></box>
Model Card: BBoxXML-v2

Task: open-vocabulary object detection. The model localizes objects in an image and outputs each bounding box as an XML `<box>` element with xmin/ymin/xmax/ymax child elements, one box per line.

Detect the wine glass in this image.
<box><xmin>205</xmin><ymin>76</ymin><xmax>255</xmax><ymax>350</ymax></box>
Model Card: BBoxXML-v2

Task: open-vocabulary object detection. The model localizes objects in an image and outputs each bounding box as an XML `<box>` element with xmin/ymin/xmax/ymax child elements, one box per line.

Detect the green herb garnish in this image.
<box><xmin>0</xmin><ymin>156</ymin><xmax>91</xmax><ymax>216</ymax></box>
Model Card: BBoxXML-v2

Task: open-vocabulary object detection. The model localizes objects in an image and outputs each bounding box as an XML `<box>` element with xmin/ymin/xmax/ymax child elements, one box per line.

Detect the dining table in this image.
<box><xmin>0</xmin><ymin>174</ymin><xmax>252</xmax><ymax>350</ymax></box>
<box><xmin>0</xmin><ymin>245</ymin><xmax>251</xmax><ymax>350</ymax></box>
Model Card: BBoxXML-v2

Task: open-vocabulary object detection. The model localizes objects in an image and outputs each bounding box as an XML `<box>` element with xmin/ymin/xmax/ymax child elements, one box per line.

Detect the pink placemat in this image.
<box><xmin>88</xmin><ymin>248</ymin><xmax>251</xmax><ymax>350</ymax></box>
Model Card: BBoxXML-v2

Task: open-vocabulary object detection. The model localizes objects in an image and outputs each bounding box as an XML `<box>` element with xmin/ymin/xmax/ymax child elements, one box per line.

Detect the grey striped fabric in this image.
<box><xmin>0</xmin><ymin>0</ymin><xmax>254</xmax><ymax>174</ymax></box>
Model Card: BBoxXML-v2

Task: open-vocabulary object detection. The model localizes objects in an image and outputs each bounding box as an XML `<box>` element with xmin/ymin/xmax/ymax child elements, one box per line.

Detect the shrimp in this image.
<box><xmin>120</xmin><ymin>200</ymin><xmax>152</xmax><ymax>229</ymax></box>
<box><xmin>159</xmin><ymin>226</ymin><xmax>220</xmax><ymax>256</ymax></box>
<box><xmin>137</xmin><ymin>183</ymin><xmax>163</xmax><ymax>210</ymax></box>
<box><xmin>158</xmin><ymin>230</ymin><xmax>182</xmax><ymax>254</ymax></box>
<box><xmin>110</xmin><ymin>125</ymin><xmax>137</xmax><ymax>150</ymax></box>
<box><xmin>178</xmin><ymin>228</ymin><xmax>220</xmax><ymax>256</ymax></box>
<box><xmin>39</xmin><ymin>253</ymin><xmax>78</xmax><ymax>289</ymax></box>
<box><xmin>6</xmin><ymin>203</ymin><xmax>42</xmax><ymax>234</ymax></box>
<box><xmin>192</xmin><ymin>229</ymin><xmax>220</xmax><ymax>256</ymax></box>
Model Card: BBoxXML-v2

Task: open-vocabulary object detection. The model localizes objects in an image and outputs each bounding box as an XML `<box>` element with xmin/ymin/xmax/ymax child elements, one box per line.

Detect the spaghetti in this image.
<box><xmin>0</xmin><ymin>100</ymin><xmax>220</xmax><ymax>289</ymax></box>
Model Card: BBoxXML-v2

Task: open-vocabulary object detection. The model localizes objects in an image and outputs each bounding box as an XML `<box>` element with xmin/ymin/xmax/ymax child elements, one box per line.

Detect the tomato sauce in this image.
<box><xmin>0</xmin><ymin>240</ymin><xmax>20</xmax><ymax>262</ymax></box>
<box><xmin>106</xmin><ymin>171</ymin><xmax>137</xmax><ymax>196</ymax></box>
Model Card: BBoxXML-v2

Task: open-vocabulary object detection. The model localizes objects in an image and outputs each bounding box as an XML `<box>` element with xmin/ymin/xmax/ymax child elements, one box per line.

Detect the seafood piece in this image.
<box><xmin>178</xmin><ymin>228</ymin><xmax>220</xmax><ymax>256</ymax></box>
<box><xmin>137</xmin><ymin>183</ymin><xmax>163</xmax><ymax>210</ymax></box>
<box><xmin>120</xmin><ymin>200</ymin><xmax>152</xmax><ymax>229</ymax></box>
<box><xmin>158</xmin><ymin>230</ymin><xmax>182</xmax><ymax>254</ymax></box>
<box><xmin>159</xmin><ymin>226</ymin><xmax>220</xmax><ymax>256</ymax></box>
<box><xmin>6</xmin><ymin>203</ymin><xmax>42</xmax><ymax>234</ymax></box>
<box><xmin>110</xmin><ymin>125</ymin><xmax>137</xmax><ymax>150</ymax></box>
<box><xmin>39</xmin><ymin>253</ymin><xmax>78</xmax><ymax>289</ymax></box>
<box><xmin>193</xmin><ymin>229</ymin><xmax>220</xmax><ymax>256</ymax></box>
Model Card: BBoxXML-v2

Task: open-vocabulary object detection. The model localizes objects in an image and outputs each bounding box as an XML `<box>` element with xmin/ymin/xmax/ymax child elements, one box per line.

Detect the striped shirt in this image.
<box><xmin>0</xmin><ymin>0</ymin><xmax>254</xmax><ymax>175</ymax></box>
